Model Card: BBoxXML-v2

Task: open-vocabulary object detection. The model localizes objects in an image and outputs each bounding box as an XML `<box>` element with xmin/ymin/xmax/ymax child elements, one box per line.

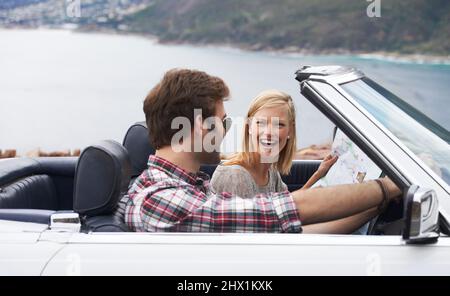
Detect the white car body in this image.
<box><xmin>1</xmin><ymin>220</ymin><xmax>450</xmax><ymax>275</ymax></box>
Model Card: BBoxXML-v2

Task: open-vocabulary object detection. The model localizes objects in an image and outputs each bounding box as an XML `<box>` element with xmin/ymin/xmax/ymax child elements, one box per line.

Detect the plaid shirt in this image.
<box><xmin>116</xmin><ymin>155</ymin><xmax>302</xmax><ymax>233</ymax></box>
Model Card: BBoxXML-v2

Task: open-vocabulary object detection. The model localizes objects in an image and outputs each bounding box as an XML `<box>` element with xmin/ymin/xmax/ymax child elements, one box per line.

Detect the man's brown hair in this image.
<box><xmin>143</xmin><ymin>69</ymin><xmax>230</xmax><ymax>149</ymax></box>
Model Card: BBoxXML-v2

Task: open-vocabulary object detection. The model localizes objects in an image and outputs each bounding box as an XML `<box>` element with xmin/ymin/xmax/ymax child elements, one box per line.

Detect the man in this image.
<box><xmin>116</xmin><ymin>68</ymin><xmax>401</xmax><ymax>233</ymax></box>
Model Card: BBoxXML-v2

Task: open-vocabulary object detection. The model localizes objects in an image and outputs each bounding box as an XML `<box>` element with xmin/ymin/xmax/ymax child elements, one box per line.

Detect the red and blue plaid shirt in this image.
<box><xmin>116</xmin><ymin>155</ymin><xmax>302</xmax><ymax>233</ymax></box>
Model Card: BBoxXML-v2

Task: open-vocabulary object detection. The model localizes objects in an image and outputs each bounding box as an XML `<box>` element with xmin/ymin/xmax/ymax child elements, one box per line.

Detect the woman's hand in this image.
<box><xmin>301</xmin><ymin>154</ymin><xmax>338</xmax><ymax>190</ymax></box>
<box><xmin>316</xmin><ymin>154</ymin><xmax>339</xmax><ymax>178</ymax></box>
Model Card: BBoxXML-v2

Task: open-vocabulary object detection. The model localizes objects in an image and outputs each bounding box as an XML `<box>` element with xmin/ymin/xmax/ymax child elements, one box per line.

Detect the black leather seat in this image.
<box><xmin>281</xmin><ymin>160</ymin><xmax>320</xmax><ymax>191</ymax></box>
<box><xmin>0</xmin><ymin>157</ymin><xmax>76</xmax><ymax>210</ymax></box>
<box><xmin>73</xmin><ymin>140</ymin><xmax>132</xmax><ymax>232</ymax></box>
<box><xmin>0</xmin><ymin>174</ymin><xmax>58</xmax><ymax>210</ymax></box>
<box><xmin>0</xmin><ymin>157</ymin><xmax>76</xmax><ymax>224</ymax></box>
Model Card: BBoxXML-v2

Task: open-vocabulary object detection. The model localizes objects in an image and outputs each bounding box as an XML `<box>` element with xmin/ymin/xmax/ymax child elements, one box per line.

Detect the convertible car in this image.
<box><xmin>1</xmin><ymin>65</ymin><xmax>449</xmax><ymax>275</ymax></box>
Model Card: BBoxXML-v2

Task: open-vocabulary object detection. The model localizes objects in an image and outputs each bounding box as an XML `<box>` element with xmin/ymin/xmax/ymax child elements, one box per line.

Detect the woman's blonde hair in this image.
<box><xmin>225</xmin><ymin>89</ymin><xmax>297</xmax><ymax>175</ymax></box>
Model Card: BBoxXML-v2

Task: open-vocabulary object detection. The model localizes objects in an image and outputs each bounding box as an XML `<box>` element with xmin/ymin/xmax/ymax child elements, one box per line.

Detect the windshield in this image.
<box><xmin>341</xmin><ymin>78</ymin><xmax>450</xmax><ymax>186</ymax></box>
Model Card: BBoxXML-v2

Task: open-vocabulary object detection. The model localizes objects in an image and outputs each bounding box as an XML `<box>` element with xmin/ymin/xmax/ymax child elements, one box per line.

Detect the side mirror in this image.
<box><xmin>403</xmin><ymin>185</ymin><xmax>439</xmax><ymax>244</ymax></box>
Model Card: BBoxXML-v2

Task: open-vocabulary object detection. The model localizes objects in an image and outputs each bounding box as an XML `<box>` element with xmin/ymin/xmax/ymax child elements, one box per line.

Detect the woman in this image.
<box><xmin>211</xmin><ymin>89</ymin><xmax>337</xmax><ymax>198</ymax></box>
<box><xmin>211</xmin><ymin>90</ymin><xmax>377</xmax><ymax>234</ymax></box>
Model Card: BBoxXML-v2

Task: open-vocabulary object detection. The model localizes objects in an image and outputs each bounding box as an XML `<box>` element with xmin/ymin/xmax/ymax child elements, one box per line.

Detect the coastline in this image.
<box><xmin>122</xmin><ymin>29</ymin><xmax>450</xmax><ymax>66</ymax></box>
<box><xmin>3</xmin><ymin>25</ymin><xmax>450</xmax><ymax>66</ymax></box>
<box><xmin>105</xmin><ymin>28</ymin><xmax>450</xmax><ymax>66</ymax></box>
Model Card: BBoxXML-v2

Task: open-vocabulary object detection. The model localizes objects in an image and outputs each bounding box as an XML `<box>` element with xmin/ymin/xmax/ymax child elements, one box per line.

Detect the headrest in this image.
<box><xmin>73</xmin><ymin>140</ymin><xmax>131</xmax><ymax>217</ymax></box>
<box><xmin>122</xmin><ymin>122</ymin><xmax>155</xmax><ymax>176</ymax></box>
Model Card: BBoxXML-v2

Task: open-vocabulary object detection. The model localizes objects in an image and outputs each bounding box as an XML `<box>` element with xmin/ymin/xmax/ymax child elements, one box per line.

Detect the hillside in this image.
<box><xmin>125</xmin><ymin>0</ymin><xmax>450</xmax><ymax>55</ymax></box>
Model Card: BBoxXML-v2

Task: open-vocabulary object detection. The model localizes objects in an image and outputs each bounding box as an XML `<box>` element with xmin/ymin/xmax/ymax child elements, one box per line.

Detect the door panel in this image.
<box><xmin>41</xmin><ymin>233</ymin><xmax>450</xmax><ymax>275</ymax></box>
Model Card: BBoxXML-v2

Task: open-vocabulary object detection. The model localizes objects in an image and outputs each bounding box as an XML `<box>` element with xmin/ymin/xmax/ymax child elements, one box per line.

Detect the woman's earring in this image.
<box><xmin>287</xmin><ymin>136</ymin><xmax>290</xmax><ymax>140</ymax></box>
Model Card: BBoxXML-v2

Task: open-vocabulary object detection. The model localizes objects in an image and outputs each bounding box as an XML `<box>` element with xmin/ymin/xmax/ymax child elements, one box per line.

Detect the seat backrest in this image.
<box><xmin>0</xmin><ymin>157</ymin><xmax>76</xmax><ymax>211</ymax></box>
<box><xmin>199</xmin><ymin>164</ymin><xmax>218</xmax><ymax>178</ymax></box>
<box><xmin>73</xmin><ymin>140</ymin><xmax>132</xmax><ymax>232</ymax></box>
<box><xmin>0</xmin><ymin>157</ymin><xmax>77</xmax><ymax>224</ymax></box>
<box><xmin>0</xmin><ymin>174</ymin><xmax>58</xmax><ymax>210</ymax></box>
<box><xmin>281</xmin><ymin>160</ymin><xmax>321</xmax><ymax>191</ymax></box>
<box><xmin>122</xmin><ymin>121</ymin><xmax>155</xmax><ymax>177</ymax></box>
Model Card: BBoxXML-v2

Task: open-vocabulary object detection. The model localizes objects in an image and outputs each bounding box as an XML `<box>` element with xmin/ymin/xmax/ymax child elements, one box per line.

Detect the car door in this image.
<box><xmin>37</xmin><ymin>231</ymin><xmax>450</xmax><ymax>275</ymax></box>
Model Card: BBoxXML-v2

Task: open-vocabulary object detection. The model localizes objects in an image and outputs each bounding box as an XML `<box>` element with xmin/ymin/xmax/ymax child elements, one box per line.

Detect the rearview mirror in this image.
<box><xmin>403</xmin><ymin>185</ymin><xmax>439</xmax><ymax>244</ymax></box>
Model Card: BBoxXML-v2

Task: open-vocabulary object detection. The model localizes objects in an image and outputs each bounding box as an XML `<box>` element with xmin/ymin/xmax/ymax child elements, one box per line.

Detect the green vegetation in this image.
<box><xmin>125</xmin><ymin>0</ymin><xmax>450</xmax><ymax>55</ymax></box>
